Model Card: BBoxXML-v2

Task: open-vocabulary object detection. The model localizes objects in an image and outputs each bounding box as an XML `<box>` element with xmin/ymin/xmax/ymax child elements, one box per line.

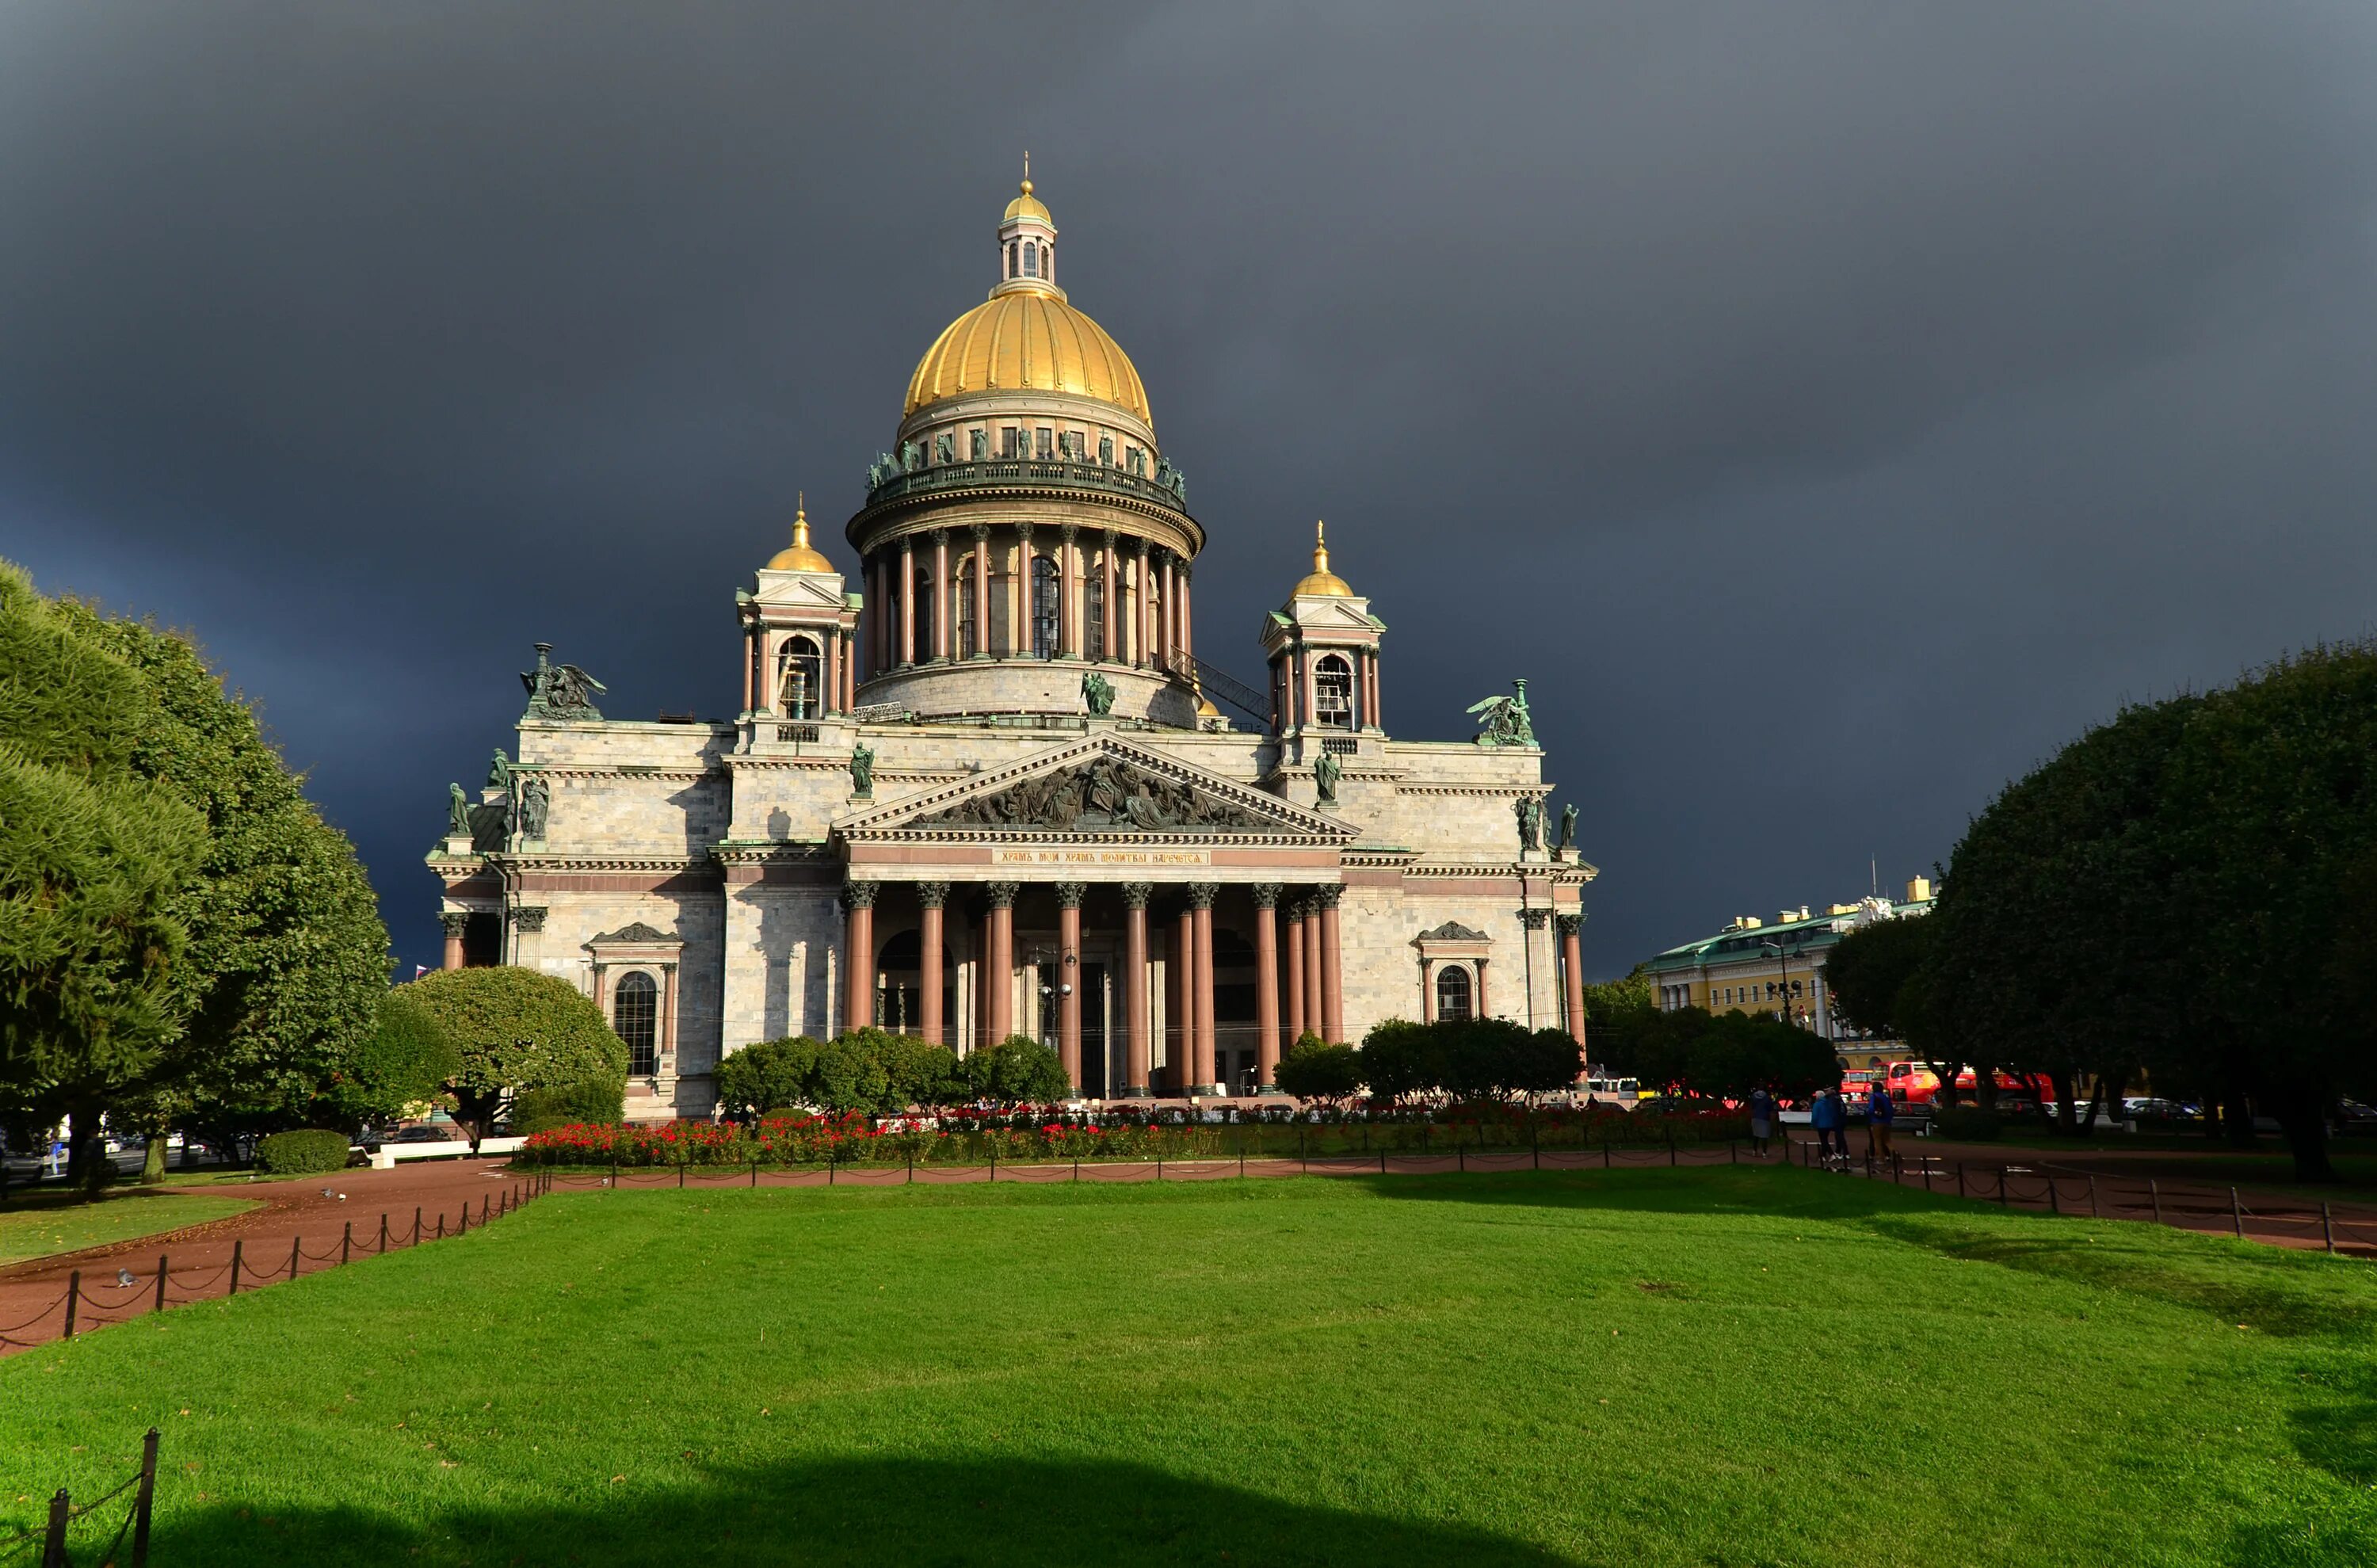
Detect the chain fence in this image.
<box><xmin>0</xmin><ymin>1177</ymin><xmax>549</xmax><ymax>1356</ymax></box>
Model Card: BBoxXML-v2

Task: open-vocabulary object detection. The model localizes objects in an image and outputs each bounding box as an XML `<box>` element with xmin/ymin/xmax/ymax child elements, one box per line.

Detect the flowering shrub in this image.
<box><xmin>516</xmin><ymin>1100</ymin><xmax>1749</xmax><ymax>1168</ymax></box>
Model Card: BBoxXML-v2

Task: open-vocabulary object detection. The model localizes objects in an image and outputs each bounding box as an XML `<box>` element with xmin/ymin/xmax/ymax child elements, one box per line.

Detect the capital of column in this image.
<box><xmin>511</xmin><ymin>906</ymin><xmax>548</xmax><ymax>933</ymax></box>
<box><xmin>1120</xmin><ymin>881</ymin><xmax>1154</xmax><ymax>910</ymax></box>
<box><xmin>1053</xmin><ymin>880</ymin><xmax>1087</xmax><ymax>910</ymax></box>
<box><xmin>985</xmin><ymin>880</ymin><xmax>1021</xmax><ymax>910</ymax></box>
<box><xmin>1556</xmin><ymin>912</ymin><xmax>1583</xmax><ymax>937</ymax></box>
<box><xmin>1314</xmin><ymin>885</ymin><xmax>1344</xmax><ymax>910</ymax></box>
<box><xmin>1015</xmin><ymin>521</ymin><xmax>1035</xmax><ymax>543</ymax></box>
<box><xmin>930</xmin><ymin>526</ymin><xmax>949</xmax><ymax>547</ymax></box>
<box><xmin>439</xmin><ymin>911</ymin><xmax>471</xmax><ymax>937</ymax></box>
<box><xmin>917</xmin><ymin>880</ymin><xmax>951</xmax><ymax>910</ymax></box>
<box><xmin>1519</xmin><ymin>908</ymin><xmax>1551</xmax><ymax>930</ymax></box>
<box><xmin>1059</xmin><ymin>522</ymin><xmax>1078</xmax><ymax>545</ymax></box>
<box><xmin>1103</xmin><ymin>526</ymin><xmax>1120</xmax><ymax>550</ymax></box>
<box><xmin>1177</xmin><ymin>561</ymin><xmax>1192</xmax><ymax>584</ymax></box>
<box><xmin>1250</xmin><ymin>882</ymin><xmax>1283</xmax><ymax>910</ymax></box>
<box><xmin>969</xmin><ymin>521</ymin><xmax>991</xmax><ymax>542</ymax></box>
<box><xmin>842</xmin><ymin>880</ymin><xmax>879</xmax><ymax>911</ymax></box>
<box><xmin>1185</xmin><ymin>882</ymin><xmax>1219</xmax><ymax>910</ymax></box>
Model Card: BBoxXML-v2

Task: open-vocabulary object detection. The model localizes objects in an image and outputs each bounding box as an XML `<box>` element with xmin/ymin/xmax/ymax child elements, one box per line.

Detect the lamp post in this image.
<box><xmin>1760</xmin><ymin>939</ymin><xmax>1797</xmax><ymax>1028</ymax></box>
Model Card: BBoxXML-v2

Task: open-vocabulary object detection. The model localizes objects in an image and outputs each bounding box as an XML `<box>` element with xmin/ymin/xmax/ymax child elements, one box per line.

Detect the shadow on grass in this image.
<box><xmin>146</xmin><ymin>1454</ymin><xmax>1579</xmax><ymax>1568</ymax></box>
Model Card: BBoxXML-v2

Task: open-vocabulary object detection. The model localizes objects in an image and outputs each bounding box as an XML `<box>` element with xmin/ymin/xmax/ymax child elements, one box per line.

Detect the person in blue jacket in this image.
<box><xmin>1867</xmin><ymin>1081</ymin><xmax>1897</xmax><ymax>1161</ymax></box>
<box><xmin>1809</xmin><ymin>1087</ymin><xmax>1839</xmax><ymax>1165</ymax></box>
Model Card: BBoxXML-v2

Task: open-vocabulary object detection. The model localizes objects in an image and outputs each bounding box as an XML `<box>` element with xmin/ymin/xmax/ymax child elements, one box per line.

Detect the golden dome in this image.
<box><xmin>765</xmin><ymin>498</ymin><xmax>834</xmax><ymax>573</ymax></box>
<box><xmin>1292</xmin><ymin>521</ymin><xmax>1353</xmax><ymax>597</ymax></box>
<box><xmin>905</xmin><ymin>288</ymin><xmax>1152</xmax><ymax>428</ymax></box>
<box><xmin>1004</xmin><ymin>177</ymin><xmax>1051</xmax><ymax>227</ymax></box>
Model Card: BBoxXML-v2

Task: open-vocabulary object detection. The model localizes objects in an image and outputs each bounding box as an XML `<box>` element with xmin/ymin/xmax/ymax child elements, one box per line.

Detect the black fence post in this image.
<box><xmin>228</xmin><ymin>1239</ymin><xmax>243</xmax><ymax>1296</ymax></box>
<box><xmin>42</xmin><ymin>1487</ymin><xmax>67</xmax><ymax>1568</ymax></box>
<box><xmin>2047</xmin><ymin>1179</ymin><xmax>2059</xmax><ymax>1215</ymax></box>
<box><xmin>62</xmin><ymin>1272</ymin><xmax>78</xmax><ymax>1339</ymax></box>
<box><xmin>153</xmin><ymin>1255</ymin><xmax>169</xmax><ymax>1314</ymax></box>
<box><xmin>289</xmin><ymin>1236</ymin><xmax>301</xmax><ymax>1280</ymax></box>
<box><xmin>677</xmin><ymin>1159</ymin><xmax>686</xmax><ymax>1189</ymax></box>
<box><xmin>1457</xmin><ymin>1145</ymin><xmax>1465</xmax><ymax>1173</ymax></box>
<box><xmin>2087</xmin><ymin>1177</ymin><xmax>2099</xmax><ymax>1219</ymax></box>
<box><xmin>341</xmin><ymin>1222</ymin><xmax>353</xmax><ymax>1265</ymax></box>
<box><xmin>1997</xmin><ymin>1169</ymin><xmax>2009</xmax><ymax>1207</ymax></box>
<box><xmin>413</xmin><ymin>1207</ymin><xmax>422</xmax><ymax>1246</ymax></box>
<box><xmin>2322</xmin><ymin>1203</ymin><xmax>2335</xmax><ymax>1254</ymax></box>
<box><xmin>435</xmin><ymin>1214</ymin><xmax>444</xmax><ymax>1241</ymax></box>
<box><xmin>1730</xmin><ymin>1140</ymin><xmax>1737</xmax><ymax>1166</ymax></box>
<box><xmin>132</xmin><ymin>1425</ymin><xmax>158</xmax><ymax>1566</ymax></box>
<box><xmin>481</xmin><ymin>1195</ymin><xmax>490</xmax><ymax>1223</ymax></box>
<box><xmin>1669</xmin><ymin>1133</ymin><xmax>1677</xmax><ymax>1168</ymax></box>
<box><xmin>2150</xmin><ymin>1179</ymin><xmax>2161</xmax><ymax>1226</ymax></box>
<box><xmin>2231</xmin><ymin>1187</ymin><xmax>2244</xmax><ymax>1238</ymax></box>
<box><xmin>1604</xmin><ymin>1139</ymin><xmax>1611</xmax><ymax>1169</ymax></box>
<box><xmin>1956</xmin><ymin>1163</ymin><xmax>1966</xmax><ymax>1200</ymax></box>
<box><xmin>1533</xmin><ymin>1126</ymin><xmax>1541</xmax><ymax>1170</ymax></box>
<box><xmin>754</xmin><ymin>1157</ymin><xmax>761</xmax><ymax>1188</ymax></box>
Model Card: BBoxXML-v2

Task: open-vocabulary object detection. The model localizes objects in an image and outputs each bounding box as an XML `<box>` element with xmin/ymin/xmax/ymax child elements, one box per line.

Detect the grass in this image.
<box><xmin>0</xmin><ymin>1190</ymin><xmax>257</xmax><ymax>1266</ymax></box>
<box><xmin>3</xmin><ymin>1168</ymin><xmax>2374</xmax><ymax>1566</ymax></box>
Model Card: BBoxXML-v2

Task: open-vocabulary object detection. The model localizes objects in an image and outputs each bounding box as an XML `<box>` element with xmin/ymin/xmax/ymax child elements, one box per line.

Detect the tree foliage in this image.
<box><xmin>1821</xmin><ymin>915</ymin><xmax>1934</xmax><ymax>1043</ymax></box>
<box><xmin>713</xmin><ymin>1028</ymin><xmax>970</xmax><ymax>1115</ymax></box>
<box><xmin>1353</xmin><ymin>1018</ymin><xmax>1583</xmax><ymax>1104</ymax></box>
<box><xmin>1273</xmin><ymin>1039</ymin><xmax>1362</xmax><ymax>1105</ymax></box>
<box><xmin>0</xmin><ymin>561</ymin><xmax>205</xmax><ymax>1184</ymax></box>
<box><xmin>1923</xmin><ymin>643</ymin><xmax>2377</xmax><ymax>1179</ymax></box>
<box><xmin>337</xmin><ymin>988</ymin><xmax>463</xmax><ymax>1125</ymax></box>
<box><xmin>402</xmin><ymin>967</ymin><xmax>627</xmax><ymax>1150</ymax></box>
<box><xmin>962</xmin><ymin>1036</ymin><xmax>1071</xmax><ymax>1108</ymax></box>
<box><xmin>53</xmin><ymin>597</ymin><xmax>390</xmax><ymax>1136</ymax></box>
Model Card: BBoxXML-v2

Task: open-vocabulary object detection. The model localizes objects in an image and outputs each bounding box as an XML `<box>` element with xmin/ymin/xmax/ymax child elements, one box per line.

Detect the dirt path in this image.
<box><xmin>1787</xmin><ymin>1133</ymin><xmax>2377</xmax><ymax>1257</ymax></box>
<box><xmin>0</xmin><ymin>1161</ymin><xmax>535</xmax><ymax>1353</ymax></box>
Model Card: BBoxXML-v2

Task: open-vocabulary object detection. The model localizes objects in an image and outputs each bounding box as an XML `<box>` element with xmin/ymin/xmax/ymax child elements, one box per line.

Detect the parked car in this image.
<box><xmin>2333</xmin><ymin>1101</ymin><xmax>2377</xmax><ymax>1136</ymax></box>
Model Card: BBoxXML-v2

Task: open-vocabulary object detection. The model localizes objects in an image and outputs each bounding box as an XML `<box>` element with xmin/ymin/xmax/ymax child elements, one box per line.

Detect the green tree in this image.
<box><xmin>1354</xmin><ymin>1020</ymin><xmax>1441</xmax><ymax>1104</ymax></box>
<box><xmin>1822</xmin><ymin>916</ymin><xmax>1933</xmax><ymax>1043</ymax></box>
<box><xmin>0</xmin><ymin>561</ymin><xmax>205</xmax><ymax>1187</ymax></box>
<box><xmin>336</xmin><ymin>988</ymin><xmax>462</xmax><ymax>1127</ymax></box>
<box><xmin>403</xmin><ymin>967</ymin><xmax>627</xmax><ymax>1152</ymax></box>
<box><xmin>862</xmin><ymin>1028</ymin><xmax>963</xmax><ymax>1110</ymax></box>
<box><xmin>714</xmin><ymin>1036</ymin><xmax>822</xmax><ymax>1116</ymax></box>
<box><xmin>963</xmin><ymin>1036</ymin><xmax>1070</xmax><ymax>1107</ymax></box>
<box><xmin>1274</xmin><ymin>1039</ymin><xmax>1362</xmax><ymax>1105</ymax></box>
<box><xmin>53</xmin><ymin>598</ymin><xmax>391</xmax><ymax>1145</ymax></box>
<box><xmin>2158</xmin><ymin>643</ymin><xmax>2377</xmax><ymax>1179</ymax></box>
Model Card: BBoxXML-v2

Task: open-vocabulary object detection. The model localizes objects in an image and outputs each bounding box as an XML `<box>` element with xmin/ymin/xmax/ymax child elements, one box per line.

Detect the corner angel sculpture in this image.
<box><xmin>1467</xmin><ymin>678</ymin><xmax>1537</xmax><ymax>748</ymax></box>
<box><xmin>521</xmin><ymin>642</ymin><xmax>606</xmax><ymax>721</ymax></box>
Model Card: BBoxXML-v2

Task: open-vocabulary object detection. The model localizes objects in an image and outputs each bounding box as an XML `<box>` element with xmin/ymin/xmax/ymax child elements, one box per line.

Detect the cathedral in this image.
<box><xmin>428</xmin><ymin>177</ymin><xmax>1596</xmax><ymax>1118</ymax></box>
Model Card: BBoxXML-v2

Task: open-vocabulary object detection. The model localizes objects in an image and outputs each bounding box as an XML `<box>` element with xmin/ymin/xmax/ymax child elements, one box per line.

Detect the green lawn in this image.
<box><xmin>4</xmin><ymin>1169</ymin><xmax>2373</xmax><ymax>1566</ymax></box>
<box><xmin>0</xmin><ymin>1189</ymin><xmax>256</xmax><ymax>1266</ymax></box>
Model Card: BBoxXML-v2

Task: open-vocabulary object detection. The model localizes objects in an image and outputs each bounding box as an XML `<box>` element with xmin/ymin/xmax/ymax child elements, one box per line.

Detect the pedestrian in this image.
<box><xmin>1809</xmin><ymin>1089</ymin><xmax>1837</xmax><ymax>1166</ymax></box>
<box><xmin>1867</xmin><ymin>1081</ymin><xmax>1896</xmax><ymax>1161</ymax></box>
<box><xmin>1748</xmin><ymin>1086</ymin><xmax>1776</xmax><ymax>1157</ymax></box>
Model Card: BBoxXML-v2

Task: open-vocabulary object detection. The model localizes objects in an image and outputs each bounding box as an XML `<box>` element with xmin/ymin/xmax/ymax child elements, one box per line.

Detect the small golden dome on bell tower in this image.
<box><xmin>765</xmin><ymin>494</ymin><xmax>834</xmax><ymax>573</ymax></box>
<box><xmin>1292</xmin><ymin>520</ymin><xmax>1353</xmax><ymax>597</ymax></box>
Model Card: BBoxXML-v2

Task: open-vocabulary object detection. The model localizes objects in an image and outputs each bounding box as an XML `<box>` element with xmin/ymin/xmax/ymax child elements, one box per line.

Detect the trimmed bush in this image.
<box><xmin>1933</xmin><ymin>1104</ymin><xmax>2005</xmax><ymax>1141</ymax></box>
<box><xmin>258</xmin><ymin>1127</ymin><xmax>353</xmax><ymax>1175</ymax></box>
<box><xmin>512</xmin><ymin>1079</ymin><xmax>627</xmax><ymax>1135</ymax></box>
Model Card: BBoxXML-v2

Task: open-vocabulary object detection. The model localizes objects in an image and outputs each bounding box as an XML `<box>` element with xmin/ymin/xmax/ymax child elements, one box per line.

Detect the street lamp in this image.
<box><xmin>1760</xmin><ymin>938</ymin><xmax>1799</xmax><ymax>1028</ymax></box>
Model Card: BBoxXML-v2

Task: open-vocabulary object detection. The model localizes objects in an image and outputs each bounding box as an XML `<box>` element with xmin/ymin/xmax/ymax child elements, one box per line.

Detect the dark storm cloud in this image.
<box><xmin>6</xmin><ymin>2</ymin><xmax>2376</xmax><ymax>977</ymax></box>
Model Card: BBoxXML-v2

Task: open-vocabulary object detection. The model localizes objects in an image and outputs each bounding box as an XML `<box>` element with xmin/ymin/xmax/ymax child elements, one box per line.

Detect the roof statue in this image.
<box><xmin>521</xmin><ymin>643</ymin><xmax>605</xmax><ymax>721</ymax></box>
<box><xmin>1314</xmin><ymin>748</ymin><xmax>1341</xmax><ymax>807</ymax></box>
<box><xmin>1467</xmin><ymin>678</ymin><xmax>1536</xmax><ymax>748</ymax></box>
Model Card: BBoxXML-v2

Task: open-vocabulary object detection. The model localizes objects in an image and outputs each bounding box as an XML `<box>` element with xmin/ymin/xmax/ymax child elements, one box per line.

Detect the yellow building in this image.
<box><xmin>1643</xmin><ymin>877</ymin><xmax>1933</xmax><ymax>1063</ymax></box>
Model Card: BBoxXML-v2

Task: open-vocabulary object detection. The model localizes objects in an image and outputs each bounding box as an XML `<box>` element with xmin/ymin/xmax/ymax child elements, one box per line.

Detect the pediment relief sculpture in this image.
<box><xmin>911</xmin><ymin>757</ymin><xmax>1272</xmax><ymax>833</ymax></box>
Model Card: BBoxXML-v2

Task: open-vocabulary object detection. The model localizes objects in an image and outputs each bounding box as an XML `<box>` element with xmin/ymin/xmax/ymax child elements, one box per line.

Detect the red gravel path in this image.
<box><xmin>0</xmin><ymin>1160</ymin><xmax>535</xmax><ymax>1354</ymax></box>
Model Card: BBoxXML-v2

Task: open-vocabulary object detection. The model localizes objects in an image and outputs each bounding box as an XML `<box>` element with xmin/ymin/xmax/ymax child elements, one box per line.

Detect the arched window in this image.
<box><xmin>1031</xmin><ymin>555</ymin><xmax>1060</xmax><ymax>658</ymax></box>
<box><xmin>1005</xmin><ymin>239</ymin><xmax>1017</xmax><ymax>279</ymax></box>
<box><xmin>914</xmin><ymin>569</ymin><xmax>936</xmax><ymax>661</ymax></box>
<box><xmin>777</xmin><ymin>635</ymin><xmax>823</xmax><ymax>719</ymax></box>
<box><xmin>1436</xmin><ymin>965</ymin><xmax>1473</xmax><ymax>1023</ymax></box>
<box><xmin>1314</xmin><ymin>654</ymin><xmax>1355</xmax><ymax>729</ymax></box>
<box><xmin>956</xmin><ymin>556</ymin><xmax>978</xmax><ymax>657</ymax></box>
<box><xmin>1022</xmin><ymin>243</ymin><xmax>1038</xmax><ymax>278</ymax></box>
<box><xmin>613</xmin><ymin>971</ymin><xmax>658</xmax><ymax>1075</ymax></box>
<box><xmin>1083</xmin><ymin>560</ymin><xmax>1105</xmax><ymax>661</ymax></box>
<box><xmin>1041</xmin><ymin>242</ymin><xmax>1051</xmax><ymax>284</ymax></box>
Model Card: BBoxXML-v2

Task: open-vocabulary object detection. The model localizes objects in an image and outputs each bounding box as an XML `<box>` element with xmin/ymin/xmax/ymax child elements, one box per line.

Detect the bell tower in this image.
<box><xmin>1263</xmin><ymin>521</ymin><xmax>1386</xmax><ymax>755</ymax></box>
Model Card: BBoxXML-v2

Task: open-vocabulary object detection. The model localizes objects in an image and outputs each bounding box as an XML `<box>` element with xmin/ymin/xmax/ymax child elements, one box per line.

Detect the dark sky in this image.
<box><xmin>7</xmin><ymin>2</ymin><xmax>2376</xmax><ymax>981</ymax></box>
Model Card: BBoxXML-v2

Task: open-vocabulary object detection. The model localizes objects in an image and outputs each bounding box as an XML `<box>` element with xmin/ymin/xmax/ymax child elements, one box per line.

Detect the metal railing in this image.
<box><xmin>865</xmin><ymin>458</ymin><xmax>1188</xmax><ymax>513</ymax></box>
<box><xmin>0</xmin><ymin>1176</ymin><xmax>551</xmax><ymax>1356</ymax></box>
